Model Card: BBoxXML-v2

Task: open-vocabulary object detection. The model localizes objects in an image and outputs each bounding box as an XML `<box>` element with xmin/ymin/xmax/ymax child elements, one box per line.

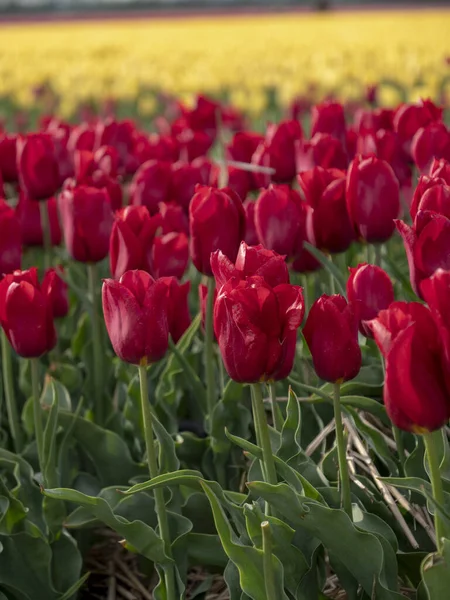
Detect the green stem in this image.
<box><xmin>424</xmin><ymin>431</ymin><xmax>445</xmax><ymax>554</ymax></box>
<box><xmin>269</xmin><ymin>382</ymin><xmax>283</xmax><ymax>432</ymax></box>
<box><xmin>138</xmin><ymin>365</ymin><xmax>176</xmax><ymax>600</ymax></box>
<box><xmin>251</xmin><ymin>383</ymin><xmax>277</xmax><ymax>487</ymax></box>
<box><xmin>374</xmin><ymin>244</ymin><xmax>383</xmax><ymax>268</ymax></box>
<box><xmin>204</xmin><ymin>277</ymin><xmax>216</xmax><ymax>429</ymax></box>
<box><xmin>87</xmin><ymin>263</ymin><xmax>104</xmax><ymax>426</ymax></box>
<box><xmin>329</xmin><ymin>266</ymin><xmax>336</xmax><ymax>295</ymax></box>
<box><xmin>332</xmin><ymin>382</ymin><xmax>352</xmax><ymax>518</ymax></box>
<box><xmin>392</xmin><ymin>425</ymin><xmax>406</xmax><ymax>473</ymax></box>
<box><xmin>31</xmin><ymin>358</ymin><xmax>44</xmax><ymax>475</ymax></box>
<box><xmin>40</xmin><ymin>200</ymin><xmax>52</xmax><ymax>270</ymax></box>
<box><xmin>261</xmin><ymin>521</ymin><xmax>276</xmax><ymax>600</ymax></box>
<box><xmin>2</xmin><ymin>331</ymin><xmax>22</xmax><ymax>452</ymax></box>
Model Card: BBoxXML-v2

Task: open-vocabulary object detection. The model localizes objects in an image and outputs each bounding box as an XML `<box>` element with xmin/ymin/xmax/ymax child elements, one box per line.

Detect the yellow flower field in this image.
<box><xmin>1</xmin><ymin>9</ymin><xmax>449</xmax><ymax>118</ymax></box>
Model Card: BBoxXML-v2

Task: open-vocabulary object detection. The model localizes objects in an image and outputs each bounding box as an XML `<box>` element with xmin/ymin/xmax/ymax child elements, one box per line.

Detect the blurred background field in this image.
<box><xmin>0</xmin><ymin>6</ymin><xmax>449</xmax><ymax>126</ymax></box>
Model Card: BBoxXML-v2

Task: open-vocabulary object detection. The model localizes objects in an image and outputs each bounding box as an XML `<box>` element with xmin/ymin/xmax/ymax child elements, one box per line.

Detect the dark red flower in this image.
<box><xmin>95</xmin><ymin>118</ymin><xmax>138</xmax><ymax>176</ymax></box>
<box><xmin>189</xmin><ymin>185</ymin><xmax>245</xmax><ymax>276</ymax></box>
<box><xmin>298</xmin><ymin>167</ymin><xmax>355</xmax><ymax>254</ymax></box>
<box><xmin>211</xmin><ymin>166</ymin><xmax>251</xmax><ymax>201</ymax></box>
<box><xmin>151</xmin><ymin>232</ymin><xmax>189</xmax><ymax>279</ymax></box>
<box><xmin>67</xmin><ymin>123</ymin><xmax>96</xmax><ymax>154</ymax></box>
<box><xmin>410</xmin><ymin>178</ymin><xmax>450</xmax><ymax>222</ymax></box>
<box><xmin>171</xmin><ymin>158</ymin><xmax>213</xmax><ymax>211</ymax></box>
<box><xmin>0</xmin><ymin>199</ymin><xmax>21</xmax><ymax>275</ymax></box>
<box><xmin>129</xmin><ymin>160</ymin><xmax>172</xmax><ymax>214</ymax></box>
<box><xmin>303</xmin><ymin>294</ymin><xmax>361</xmax><ymax>383</ymax></box>
<box><xmin>296</xmin><ymin>133</ymin><xmax>348</xmax><ymax>173</ymax></box>
<box><xmin>394</xmin><ymin>100</ymin><xmax>443</xmax><ymax>149</ymax></box>
<box><xmin>357</xmin><ymin>129</ymin><xmax>412</xmax><ymax>188</ymax></box>
<box><xmin>158</xmin><ymin>202</ymin><xmax>189</xmax><ymax>235</ymax></box>
<box><xmin>0</xmin><ymin>133</ymin><xmax>18</xmax><ymax>184</ymax></box>
<box><xmin>346</xmin><ymin>263</ymin><xmax>394</xmax><ymax>337</ymax></box>
<box><xmin>17</xmin><ymin>133</ymin><xmax>60</xmax><ymax>200</ymax></box>
<box><xmin>252</xmin><ymin>120</ymin><xmax>303</xmax><ymax>184</ymax></box>
<box><xmin>160</xmin><ymin>276</ymin><xmax>191</xmax><ymax>343</ymax></box>
<box><xmin>411</xmin><ymin>122</ymin><xmax>450</xmax><ymax>174</ymax></box>
<box><xmin>311</xmin><ymin>101</ymin><xmax>347</xmax><ymax>144</ymax></box>
<box><xmin>430</xmin><ymin>158</ymin><xmax>450</xmax><ymax>183</ymax></box>
<box><xmin>59</xmin><ymin>184</ymin><xmax>113</xmax><ymax>263</ymax></box>
<box><xmin>214</xmin><ymin>275</ymin><xmax>304</xmax><ymax>382</ymax></box>
<box><xmin>346</xmin><ymin>155</ymin><xmax>400</xmax><ymax>243</ymax></box>
<box><xmin>102</xmin><ymin>270</ymin><xmax>169</xmax><ymax>365</ymax></box>
<box><xmin>41</xmin><ymin>267</ymin><xmax>69</xmax><ymax>318</ymax></box>
<box><xmin>0</xmin><ymin>267</ymin><xmax>56</xmax><ymax>357</ymax></box>
<box><xmin>243</xmin><ymin>198</ymin><xmax>259</xmax><ymax>246</ymax></box>
<box><xmin>15</xmin><ymin>193</ymin><xmax>61</xmax><ymax>247</ymax></box>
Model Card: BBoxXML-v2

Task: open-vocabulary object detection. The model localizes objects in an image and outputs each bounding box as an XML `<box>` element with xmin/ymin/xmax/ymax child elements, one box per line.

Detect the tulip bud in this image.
<box><xmin>0</xmin><ymin>199</ymin><xmax>22</xmax><ymax>275</ymax></box>
<box><xmin>211</xmin><ymin>165</ymin><xmax>251</xmax><ymax>201</ymax></box>
<box><xmin>151</xmin><ymin>232</ymin><xmax>189</xmax><ymax>280</ymax></box>
<box><xmin>158</xmin><ymin>202</ymin><xmax>189</xmax><ymax>235</ymax></box>
<box><xmin>214</xmin><ymin>275</ymin><xmax>304</xmax><ymax>382</ymax></box>
<box><xmin>171</xmin><ymin>158</ymin><xmax>213</xmax><ymax>211</ymax></box>
<box><xmin>346</xmin><ymin>263</ymin><xmax>394</xmax><ymax>337</ymax></box>
<box><xmin>303</xmin><ymin>294</ymin><xmax>361</xmax><ymax>383</ymax></box>
<box><xmin>411</xmin><ymin>122</ymin><xmax>450</xmax><ymax>174</ymax></box>
<box><xmin>109</xmin><ymin>205</ymin><xmax>159</xmax><ymax>279</ymax></box>
<box><xmin>311</xmin><ymin>101</ymin><xmax>347</xmax><ymax>145</ymax></box>
<box><xmin>15</xmin><ymin>193</ymin><xmax>61</xmax><ymax>247</ymax></box>
<box><xmin>227</xmin><ymin>131</ymin><xmax>264</xmax><ymax>191</ymax></box>
<box><xmin>59</xmin><ymin>184</ymin><xmax>113</xmax><ymax>263</ymax></box>
<box><xmin>394</xmin><ymin>100</ymin><xmax>442</xmax><ymax>151</ymax></box>
<box><xmin>0</xmin><ymin>133</ymin><xmax>18</xmax><ymax>184</ymax></box>
<box><xmin>346</xmin><ymin>155</ymin><xmax>400</xmax><ymax>243</ymax></box>
<box><xmin>298</xmin><ymin>167</ymin><xmax>355</xmax><ymax>254</ymax></box>
<box><xmin>16</xmin><ymin>133</ymin><xmax>60</xmax><ymax>200</ymax></box>
<box><xmin>211</xmin><ymin>241</ymin><xmax>289</xmax><ymax>289</ymax></box>
<box><xmin>252</xmin><ymin>120</ymin><xmax>303</xmax><ymax>184</ymax></box>
<box><xmin>430</xmin><ymin>158</ymin><xmax>450</xmax><ymax>183</ymax></box>
<box><xmin>357</xmin><ymin>129</ymin><xmax>412</xmax><ymax>189</ymax></box>
<box><xmin>102</xmin><ymin>270</ymin><xmax>169</xmax><ymax>365</ymax></box>
<box><xmin>368</xmin><ymin>301</ymin><xmax>450</xmax><ymax>432</ymax></box>
<box><xmin>160</xmin><ymin>276</ymin><xmax>191</xmax><ymax>343</ymax></box>
<box><xmin>296</xmin><ymin>133</ymin><xmax>348</xmax><ymax>173</ymax></box>
<box><xmin>67</xmin><ymin>123</ymin><xmax>96</xmax><ymax>154</ymax></box>
<box><xmin>129</xmin><ymin>160</ymin><xmax>172</xmax><ymax>214</ymax></box>
<box><xmin>243</xmin><ymin>199</ymin><xmax>259</xmax><ymax>246</ymax></box>
<box><xmin>0</xmin><ymin>268</ymin><xmax>56</xmax><ymax>357</ymax></box>
<box><xmin>95</xmin><ymin>118</ymin><xmax>137</xmax><ymax>176</ymax></box>
<box><xmin>189</xmin><ymin>185</ymin><xmax>245</xmax><ymax>276</ymax></box>
<box><xmin>396</xmin><ymin>211</ymin><xmax>450</xmax><ymax>298</ymax></box>
<box><xmin>421</xmin><ymin>269</ymin><xmax>450</xmax><ymax>372</ymax></box>
<box><xmin>41</xmin><ymin>267</ymin><xmax>69</xmax><ymax>318</ymax></box>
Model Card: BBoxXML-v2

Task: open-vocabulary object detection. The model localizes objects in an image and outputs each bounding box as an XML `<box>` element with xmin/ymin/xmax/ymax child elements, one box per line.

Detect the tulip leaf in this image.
<box><xmin>278</xmin><ymin>387</ymin><xmax>303</xmax><ymax>461</ymax></box>
<box><xmin>248</xmin><ymin>481</ymin><xmax>405</xmax><ymax>599</ymax></box>
<box><xmin>58</xmin><ymin>572</ymin><xmax>90</xmax><ymax>600</ymax></box>
<box><xmin>200</xmin><ymin>481</ymin><xmax>289</xmax><ymax>600</ymax></box>
<box><xmin>42</xmin><ymin>486</ymin><xmax>171</xmax><ymax>565</ymax></box>
<box><xmin>123</xmin><ymin>470</ymin><xmax>205</xmax><ymax>496</ymax></box>
<box><xmin>187</xmin><ymin>533</ymin><xmax>228</xmax><ymax>569</ymax></box>
<box><xmin>50</xmin><ymin>531</ymin><xmax>83</xmax><ymax>595</ymax></box>
<box><xmin>56</xmin><ymin>410</ymin><xmax>146</xmax><ymax>486</ymax></box>
<box><xmin>379</xmin><ymin>476</ymin><xmax>450</xmax><ymax>512</ymax></box>
<box><xmin>303</xmin><ymin>242</ymin><xmax>346</xmax><ymax>296</ymax></box>
<box><xmin>151</xmin><ymin>408</ymin><xmax>180</xmax><ymax>475</ymax></box>
<box><xmin>421</xmin><ymin>540</ymin><xmax>450</xmax><ymax>600</ymax></box>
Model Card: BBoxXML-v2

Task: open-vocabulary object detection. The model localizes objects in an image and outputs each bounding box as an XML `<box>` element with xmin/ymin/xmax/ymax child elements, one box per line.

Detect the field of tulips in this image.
<box><xmin>2</xmin><ymin>8</ymin><xmax>450</xmax><ymax>600</ymax></box>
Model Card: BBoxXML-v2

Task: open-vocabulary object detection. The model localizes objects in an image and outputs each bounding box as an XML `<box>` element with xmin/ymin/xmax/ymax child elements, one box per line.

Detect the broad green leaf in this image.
<box><xmin>201</xmin><ymin>481</ymin><xmax>289</xmax><ymax>600</ymax></box>
<box><xmin>40</xmin><ymin>377</ymin><xmax>71</xmax><ymax>412</ymax></box>
<box><xmin>421</xmin><ymin>539</ymin><xmax>450</xmax><ymax>600</ymax></box>
<box><xmin>42</xmin><ymin>487</ymin><xmax>170</xmax><ymax>565</ymax></box>
<box><xmin>278</xmin><ymin>387</ymin><xmax>302</xmax><ymax>461</ymax></box>
<box><xmin>186</xmin><ymin>533</ymin><xmax>228</xmax><ymax>568</ymax></box>
<box><xmin>123</xmin><ymin>470</ymin><xmax>204</xmax><ymax>496</ymax></box>
<box><xmin>50</xmin><ymin>532</ymin><xmax>82</xmax><ymax>595</ymax></box>
<box><xmin>0</xmin><ymin>480</ymin><xmax>27</xmax><ymax>533</ymax></box>
<box><xmin>211</xmin><ymin>379</ymin><xmax>251</xmax><ymax>455</ymax></box>
<box><xmin>249</xmin><ymin>482</ymin><xmax>404</xmax><ymax>599</ymax></box>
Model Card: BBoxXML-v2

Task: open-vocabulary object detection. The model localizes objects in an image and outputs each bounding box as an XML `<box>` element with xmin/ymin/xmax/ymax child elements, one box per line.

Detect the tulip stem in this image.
<box><xmin>31</xmin><ymin>358</ymin><xmax>44</xmax><ymax>477</ymax></box>
<box><xmin>204</xmin><ymin>277</ymin><xmax>216</xmax><ymax>429</ymax></box>
<box><xmin>39</xmin><ymin>199</ymin><xmax>52</xmax><ymax>270</ymax></box>
<box><xmin>392</xmin><ymin>425</ymin><xmax>406</xmax><ymax>473</ymax></box>
<box><xmin>269</xmin><ymin>382</ymin><xmax>283</xmax><ymax>431</ymax></box>
<box><xmin>261</xmin><ymin>521</ymin><xmax>276</xmax><ymax>600</ymax></box>
<box><xmin>374</xmin><ymin>244</ymin><xmax>383</xmax><ymax>268</ymax></box>
<box><xmin>1</xmin><ymin>331</ymin><xmax>22</xmax><ymax>453</ymax></box>
<box><xmin>424</xmin><ymin>431</ymin><xmax>445</xmax><ymax>554</ymax></box>
<box><xmin>138</xmin><ymin>365</ymin><xmax>176</xmax><ymax>600</ymax></box>
<box><xmin>332</xmin><ymin>382</ymin><xmax>352</xmax><ymax>519</ymax></box>
<box><xmin>251</xmin><ymin>383</ymin><xmax>277</xmax><ymax>488</ymax></box>
<box><xmin>88</xmin><ymin>263</ymin><xmax>104</xmax><ymax>426</ymax></box>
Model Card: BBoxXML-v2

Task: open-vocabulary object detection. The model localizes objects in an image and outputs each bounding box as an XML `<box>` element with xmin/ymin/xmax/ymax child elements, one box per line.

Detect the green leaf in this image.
<box><xmin>57</xmin><ymin>410</ymin><xmax>145</xmax><ymax>486</ymax></box>
<box><xmin>59</xmin><ymin>572</ymin><xmax>90</xmax><ymax>600</ymax></box>
<box><xmin>248</xmin><ymin>482</ymin><xmax>404</xmax><ymax>599</ymax></box>
<box><xmin>152</xmin><ymin>409</ymin><xmax>180</xmax><ymax>475</ymax></box>
<box><xmin>201</xmin><ymin>481</ymin><xmax>289</xmax><ymax>600</ymax></box>
<box><xmin>303</xmin><ymin>242</ymin><xmax>346</xmax><ymax>295</ymax></box>
<box><xmin>186</xmin><ymin>533</ymin><xmax>228</xmax><ymax>569</ymax></box>
<box><xmin>42</xmin><ymin>382</ymin><xmax>59</xmax><ymax>489</ymax></box>
<box><xmin>50</xmin><ymin>532</ymin><xmax>83</xmax><ymax>595</ymax></box>
<box><xmin>40</xmin><ymin>377</ymin><xmax>71</xmax><ymax>412</ymax></box>
<box><xmin>123</xmin><ymin>470</ymin><xmax>205</xmax><ymax>496</ymax></box>
<box><xmin>278</xmin><ymin>387</ymin><xmax>302</xmax><ymax>461</ymax></box>
<box><xmin>379</xmin><ymin>476</ymin><xmax>450</xmax><ymax>513</ymax></box>
<box><xmin>211</xmin><ymin>380</ymin><xmax>251</xmax><ymax>455</ymax></box>
<box><xmin>421</xmin><ymin>539</ymin><xmax>450</xmax><ymax>600</ymax></box>
<box><xmin>0</xmin><ymin>480</ymin><xmax>27</xmax><ymax>534</ymax></box>
<box><xmin>42</xmin><ymin>487</ymin><xmax>170</xmax><ymax>565</ymax></box>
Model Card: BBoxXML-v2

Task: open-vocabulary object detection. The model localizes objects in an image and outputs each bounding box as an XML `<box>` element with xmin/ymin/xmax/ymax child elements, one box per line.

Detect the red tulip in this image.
<box><xmin>95</xmin><ymin>118</ymin><xmax>137</xmax><ymax>176</ymax></box>
<box><xmin>252</xmin><ymin>120</ymin><xmax>303</xmax><ymax>184</ymax></box>
<box><xmin>211</xmin><ymin>166</ymin><xmax>251</xmax><ymax>201</ymax></box>
<box><xmin>303</xmin><ymin>294</ymin><xmax>361</xmax><ymax>383</ymax></box>
<box><xmin>430</xmin><ymin>158</ymin><xmax>450</xmax><ymax>183</ymax></box>
<box><xmin>243</xmin><ymin>198</ymin><xmax>259</xmax><ymax>246</ymax></box>
<box><xmin>17</xmin><ymin>133</ymin><xmax>60</xmax><ymax>200</ymax></box>
<box><xmin>357</xmin><ymin>129</ymin><xmax>412</xmax><ymax>189</ymax></box>
<box><xmin>171</xmin><ymin>158</ymin><xmax>213</xmax><ymax>211</ymax></box>
<box><xmin>421</xmin><ymin>269</ymin><xmax>450</xmax><ymax>373</ymax></box>
<box><xmin>0</xmin><ymin>199</ymin><xmax>21</xmax><ymax>275</ymax></box>
<box><xmin>189</xmin><ymin>185</ymin><xmax>245</xmax><ymax>276</ymax></box>
<box><xmin>311</xmin><ymin>101</ymin><xmax>347</xmax><ymax>145</ymax></box>
<box><xmin>102</xmin><ymin>270</ymin><xmax>169</xmax><ymax>365</ymax></box>
<box><xmin>41</xmin><ymin>267</ymin><xmax>69</xmax><ymax>318</ymax></box>
<box><xmin>45</xmin><ymin>118</ymin><xmax>74</xmax><ymax>185</ymax></box>
<box><xmin>410</xmin><ymin>178</ymin><xmax>450</xmax><ymax>222</ymax></box>
<box><xmin>211</xmin><ymin>241</ymin><xmax>289</xmax><ymax>288</ymax></box>
<box><xmin>346</xmin><ymin>155</ymin><xmax>400</xmax><ymax>243</ymax></box>
<box><xmin>151</xmin><ymin>232</ymin><xmax>189</xmax><ymax>280</ymax></box>
<box><xmin>73</xmin><ymin>148</ymin><xmax>123</xmax><ymax>211</ymax></box>
<box><xmin>346</xmin><ymin>263</ymin><xmax>394</xmax><ymax>337</ymax></box>
<box><xmin>369</xmin><ymin>301</ymin><xmax>450</xmax><ymax>432</ymax></box>
<box><xmin>227</xmin><ymin>131</ymin><xmax>264</xmax><ymax>164</ymax></box>
<box><xmin>214</xmin><ymin>275</ymin><xmax>304</xmax><ymax>382</ymax></box>
<box><xmin>175</xmin><ymin>128</ymin><xmax>213</xmax><ymax>161</ymax></box>
<box><xmin>394</xmin><ymin>100</ymin><xmax>442</xmax><ymax>150</ymax></box>
<box><xmin>396</xmin><ymin>211</ymin><xmax>450</xmax><ymax>298</ymax></box>
<box><xmin>59</xmin><ymin>183</ymin><xmax>113</xmax><ymax>263</ymax></box>
<box><xmin>0</xmin><ymin>267</ymin><xmax>56</xmax><ymax>357</ymax></box>
<box><xmin>296</xmin><ymin>133</ymin><xmax>348</xmax><ymax>173</ymax></box>
<box><xmin>67</xmin><ymin>123</ymin><xmax>96</xmax><ymax>154</ymax></box>
<box><xmin>160</xmin><ymin>276</ymin><xmax>191</xmax><ymax>343</ymax></box>
<box><xmin>411</xmin><ymin>123</ymin><xmax>450</xmax><ymax>174</ymax></box>
<box><xmin>158</xmin><ymin>202</ymin><xmax>189</xmax><ymax>235</ymax></box>
<box><xmin>298</xmin><ymin>167</ymin><xmax>355</xmax><ymax>254</ymax></box>
<box><xmin>0</xmin><ymin>133</ymin><xmax>18</xmax><ymax>184</ymax></box>
<box><xmin>355</xmin><ymin>107</ymin><xmax>394</xmax><ymax>135</ymax></box>
<box><xmin>109</xmin><ymin>206</ymin><xmax>159</xmax><ymax>279</ymax></box>
<box><xmin>199</xmin><ymin>283</ymin><xmax>217</xmax><ymax>332</ymax></box>
<box><xmin>15</xmin><ymin>193</ymin><xmax>61</xmax><ymax>247</ymax></box>
<box><xmin>134</xmin><ymin>133</ymin><xmax>179</xmax><ymax>165</ymax></box>
<box><xmin>129</xmin><ymin>160</ymin><xmax>172</xmax><ymax>214</ymax></box>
